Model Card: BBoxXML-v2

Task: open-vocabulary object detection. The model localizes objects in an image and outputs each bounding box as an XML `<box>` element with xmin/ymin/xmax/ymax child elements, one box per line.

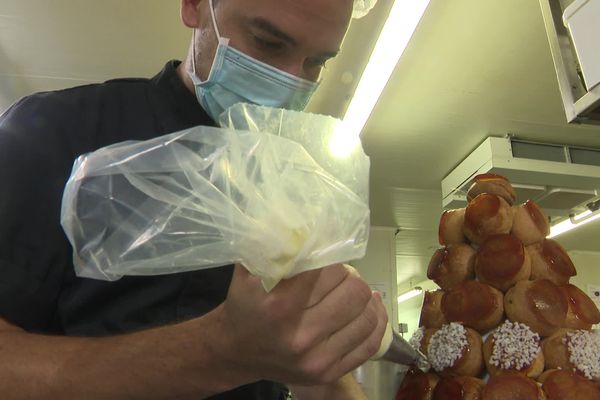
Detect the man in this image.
<box><xmin>0</xmin><ymin>0</ymin><xmax>387</xmax><ymax>398</ymax></box>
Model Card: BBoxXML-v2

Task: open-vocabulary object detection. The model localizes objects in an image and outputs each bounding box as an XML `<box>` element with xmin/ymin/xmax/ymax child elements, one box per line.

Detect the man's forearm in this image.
<box><xmin>0</xmin><ymin>308</ymin><xmax>252</xmax><ymax>400</ymax></box>
<box><xmin>289</xmin><ymin>373</ymin><xmax>368</xmax><ymax>400</ymax></box>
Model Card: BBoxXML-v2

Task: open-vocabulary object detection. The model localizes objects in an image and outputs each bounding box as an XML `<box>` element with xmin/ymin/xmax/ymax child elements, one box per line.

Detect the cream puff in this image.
<box><xmin>542</xmin><ymin>329</ymin><xmax>600</xmax><ymax>382</ymax></box>
<box><xmin>526</xmin><ymin>239</ymin><xmax>577</xmax><ymax>285</ymax></box>
<box><xmin>559</xmin><ymin>284</ymin><xmax>600</xmax><ymax>330</ymax></box>
<box><xmin>463</xmin><ymin>193</ymin><xmax>514</xmax><ymax>245</ymax></box>
<box><xmin>504</xmin><ymin>279</ymin><xmax>568</xmax><ymax>337</ymax></box>
<box><xmin>475</xmin><ymin>234</ymin><xmax>531</xmax><ymax>292</ymax></box>
<box><xmin>512</xmin><ymin>200</ymin><xmax>550</xmax><ymax>245</ymax></box>
<box><xmin>441</xmin><ymin>280</ymin><xmax>504</xmax><ymax>333</ymax></box>
<box><xmin>466</xmin><ymin>173</ymin><xmax>516</xmax><ymax>205</ymax></box>
<box><xmin>539</xmin><ymin>369</ymin><xmax>600</xmax><ymax>400</ymax></box>
<box><xmin>482</xmin><ymin>374</ymin><xmax>546</xmax><ymax>400</ymax></box>
<box><xmin>427</xmin><ymin>323</ymin><xmax>484</xmax><ymax>377</ymax></box>
<box><xmin>483</xmin><ymin>320</ymin><xmax>544</xmax><ymax>378</ymax></box>
<box><xmin>432</xmin><ymin>376</ymin><xmax>485</xmax><ymax>400</ymax></box>
<box><xmin>420</xmin><ymin>290</ymin><xmax>448</xmax><ymax>329</ymax></box>
<box><xmin>439</xmin><ymin>208</ymin><xmax>467</xmax><ymax>246</ymax></box>
<box><xmin>427</xmin><ymin>244</ymin><xmax>476</xmax><ymax>290</ymax></box>
<box><xmin>395</xmin><ymin>368</ymin><xmax>440</xmax><ymax>400</ymax></box>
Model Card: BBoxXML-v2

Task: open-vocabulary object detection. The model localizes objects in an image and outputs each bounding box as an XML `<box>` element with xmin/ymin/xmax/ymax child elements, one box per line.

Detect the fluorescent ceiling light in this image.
<box><xmin>330</xmin><ymin>0</ymin><xmax>432</xmax><ymax>157</ymax></box>
<box><xmin>547</xmin><ymin>208</ymin><xmax>600</xmax><ymax>238</ymax></box>
<box><xmin>397</xmin><ymin>286</ymin><xmax>423</xmax><ymax>303</ymax></box>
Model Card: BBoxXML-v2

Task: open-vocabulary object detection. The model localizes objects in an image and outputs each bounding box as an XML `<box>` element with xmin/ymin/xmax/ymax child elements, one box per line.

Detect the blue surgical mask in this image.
<box><xmin>187</xmin><ymin>0</ymin><xmax>320</xmax><ymax>122</ymax></box>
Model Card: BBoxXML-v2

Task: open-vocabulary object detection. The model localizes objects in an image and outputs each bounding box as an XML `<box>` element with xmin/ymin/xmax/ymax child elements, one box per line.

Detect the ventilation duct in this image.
<box><xmin>442</xmin><ymin>136</ymin><xmax>600</xmax><ymax>217</ymax></box>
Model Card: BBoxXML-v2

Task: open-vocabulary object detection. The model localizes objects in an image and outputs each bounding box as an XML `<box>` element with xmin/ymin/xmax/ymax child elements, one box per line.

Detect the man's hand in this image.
<box><xmin>0</xmin><ymin>264</ymin><xmax>386</xmax><ymax>399</ymax></box>
<box><xmin>213</xmin><ymin>263</ymin><xmax>388</xmax><ymax>386</ymax></box>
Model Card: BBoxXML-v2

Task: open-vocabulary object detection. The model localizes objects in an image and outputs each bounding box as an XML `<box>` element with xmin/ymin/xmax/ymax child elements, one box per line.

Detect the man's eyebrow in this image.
<box><xmin>249</xmin><ymin>17</ymin><xmax>340</xmax><ymax>59</ymax></box>
<box><xmin>251</xmin><ymin>17</ymin><xmax>298</xmax><ymax>46</ymax></box>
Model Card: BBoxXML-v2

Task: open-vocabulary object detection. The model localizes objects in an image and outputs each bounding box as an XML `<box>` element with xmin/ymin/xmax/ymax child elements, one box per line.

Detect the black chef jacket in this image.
<box><xmin>0</xmin><ymin>60</ymin><xmax>286</xmax><ymax>399</ymax></box>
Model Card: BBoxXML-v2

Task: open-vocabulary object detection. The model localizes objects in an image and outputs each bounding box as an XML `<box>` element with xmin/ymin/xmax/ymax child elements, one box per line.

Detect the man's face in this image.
<box><xmin>190</xmin><ymin>0</ymin><xmax>353</xmax><ymax>82</ymax></box>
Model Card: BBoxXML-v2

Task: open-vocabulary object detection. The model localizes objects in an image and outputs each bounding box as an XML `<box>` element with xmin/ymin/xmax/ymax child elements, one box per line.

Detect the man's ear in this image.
<box><xmin>180</xmin><ymin>0</ymin><xmax>204</xmax><ymax>28</ymax></box>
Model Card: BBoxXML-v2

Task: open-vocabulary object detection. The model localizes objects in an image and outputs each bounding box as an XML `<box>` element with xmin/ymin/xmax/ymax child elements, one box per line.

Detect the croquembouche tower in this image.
<box><xmin>395</xmin><ymin>173</ymin><xmax>600</xmax><ymax>400</ymax></box>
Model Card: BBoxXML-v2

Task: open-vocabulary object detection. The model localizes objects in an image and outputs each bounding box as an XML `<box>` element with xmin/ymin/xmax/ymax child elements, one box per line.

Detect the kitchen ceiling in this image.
<box><xmin>1</xmin><ymin>0</ymin><xmax>599</xmax><ymax>292</ymax></box>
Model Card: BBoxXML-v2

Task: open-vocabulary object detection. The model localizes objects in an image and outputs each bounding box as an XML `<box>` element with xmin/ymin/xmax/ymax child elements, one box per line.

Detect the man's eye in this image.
<box><xmin>254</xmin><ymin>36</ymin><xmax>285</xmax><ymax>51</ymax></box>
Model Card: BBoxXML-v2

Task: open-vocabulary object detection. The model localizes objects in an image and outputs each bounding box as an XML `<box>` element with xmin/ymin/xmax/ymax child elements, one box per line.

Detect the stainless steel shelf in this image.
<box><xmin>539</xmin><ymin>0</ymin><xmax>600</xmax><ymax>124</ymax></box>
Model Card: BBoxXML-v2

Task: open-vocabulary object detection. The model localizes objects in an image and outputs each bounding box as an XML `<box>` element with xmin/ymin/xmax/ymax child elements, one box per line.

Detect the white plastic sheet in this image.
<box><xmin>61</xmin><ymin>104</ymin><xmax>370</xmax><ymax>290</ymax></box>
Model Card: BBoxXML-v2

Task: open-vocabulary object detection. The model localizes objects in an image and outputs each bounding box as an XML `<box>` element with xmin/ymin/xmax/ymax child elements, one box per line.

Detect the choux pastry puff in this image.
<box><xmin>475</xmin><ymin>234</ymin><xmax>531</xmax><ymax>292</ymax></box>
<box><xmin>466</xmin><ymin>173</ymin><xmax>516</xmax><ymax>205</ymax></box>
<box><xmin>504</xmin><ymin>279</ymin><xmax>567</xmax><ymax>337</ymax></box>
<box><xmin>482</xmin><ymin>374</ymin><xmax>546</xmax><ymax>400</ymax></box>
<box><xmin>419</xmin><ymin>290</ymin><xmax>448</xmax><ymax>329</ymax></box>
<box><xmin>463</xmin><ymin>193</ymin><xmax>513</xmax><ymax>245</ymax></box>
<box><xmin>559</xmin><ymin>283</ymin><xmax>600</xmax><ymax>330</ymax></box>
<box><xmin>432</xmin><ymin>376</ymin><xmax>485</xmax><ymax>400</ymax></box>
<box><xmin>427</xmin><ymin>244</ymin><xmax>476</xmax><ymax>290</ymax></box>
<box><xmin>526</xmin><ymin>239</ymin><xmax>576</xmax><ymax>285</ymax></box>
<box><xmin>538</xmin><ymin>369</ymin><xmax>600</xmax><ymax>400</ymax></box>
<box><xmin>441</xmin><ymin>280</ymin><xmax>504</xmax><ymax>333</ymax></box>
<box><xmin>511</xmin><ymin>200</ymin><xmax>550</xmax><ymax>245</ymax></box>
<box><xmin>395</xmin><ymin>368</ymin><xmax>439</xmax><ymax>400</ymax></box>
<box><xmin>439</xmin><ymin>208</ymin><xmax>467</xmax><ymax>246</ymax></box>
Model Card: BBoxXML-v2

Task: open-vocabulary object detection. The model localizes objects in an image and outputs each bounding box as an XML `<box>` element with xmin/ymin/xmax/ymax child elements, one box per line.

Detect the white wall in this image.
<box><xmin>351</xmin><ymin>227</ymin><xmax>403</xmax><ymax>400</ymax></box>
<box><xmin>352</xmin><ymin>226</ymin><xmax>399</xmax><ymax>329</ymax></box>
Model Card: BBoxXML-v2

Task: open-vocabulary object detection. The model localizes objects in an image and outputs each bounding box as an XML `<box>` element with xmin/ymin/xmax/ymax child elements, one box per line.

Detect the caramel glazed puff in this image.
<box><xmin>432</xmin><ymin>376</ymin><xmax>485</xmax><ymax>400</ymax></box>
<box><xmin>538</xmin><ymin>369</ymin><xmax>600</xmax><ymax>400</ymax></box>
<box><xmin>463</xmin><ymin>193</ymin><xmax>514</xmax><ymax>245</ymax></box>
<box><xmin>474</xmin><ymin>233</ymin><xmax>531</xmax><ymax>293</ymax></box>
<box><xmin>482</xmin><ymin>374</ymin><xmax>547</xmax><ymax>400</ymax></box>
<box><xmin>511</xmin><ymin>200</ymin><xmax>550</xmax><ymax>245</ymax></box>
<box><xmin>504</xmin><ymin>279</ymin><xmax>568</xmax><ymax>337</ymax></box>
<box><xmin>419</xmin><ymin>290</ymin><xmax>448</xmax><ymax>329</ymax></box>
<box><xmin>394</xmin><ymin>368</ymin><xmax>439</xmax><ymax>400</ymax></box>
<box><xmin>441</xmin><ymin>280</ymin><xmax>504</xmax><ymax>333</ymax></box>
<box><xmin>559</xmin><ymin>284</ymin><xmax>600</xmax><ymax>330</ymax></box>
<box><xmin>466</xmin><ymin>173</ymin><xmax>516</xmax><ymax>205</ymax></box>
<box><xmin>526</xmin><ymin>239</ymin><xmax>577</xmax><ymax>285</ymax></box>
<box><xmin>438</xmin><ymin>207</ymin><xmax>467</xmax><ymax>246</ymax></box>
<box><xmin>427</xmin><ymin>244</ymin><xmax>476</xmax><ymax>290</ymax></box>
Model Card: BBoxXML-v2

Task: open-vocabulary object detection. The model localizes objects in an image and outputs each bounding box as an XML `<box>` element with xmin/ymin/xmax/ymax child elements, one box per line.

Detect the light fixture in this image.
<box><xmin>397</xmin><ymin>286</ymin><xmax>423</xmax><ymax>304</ymax></box>
<box><xmin>547</xmin><ymin>207</ymin><xmax>600</xmax><ymax>238</ymax></box>
<box><xmin>329</xmin><ymin>0</ymin><xmax>432</xmax><ymax>157</ymax></box>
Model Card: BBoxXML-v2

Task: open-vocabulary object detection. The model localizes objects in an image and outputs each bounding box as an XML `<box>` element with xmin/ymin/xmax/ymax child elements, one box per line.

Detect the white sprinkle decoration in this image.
<box><xmin>427</xmin><ymin>322</ymin><xmax>468</xmax><ymax>372</ymax></box>
<box><xmin>490</xmin><ymin>320</ymin><xmax>540</xmax><ymax>371</ymax></box>
<box><xmin>409</xmin><ymin>327</ymin><xmax>424</xmax><ymax>350</ymax></box>
<box><xmin>564</xmin><ymin>330</ymin><xmax>600</xmax><ymax>380</ymax></box>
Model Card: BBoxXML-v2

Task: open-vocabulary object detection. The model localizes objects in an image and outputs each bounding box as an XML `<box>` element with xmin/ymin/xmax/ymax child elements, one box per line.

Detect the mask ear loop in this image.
<box><xmin>191</xmin><ymin>29</ymin><xmax>199</xmax><ymax>79</ymax></box>
<box><xmin>191</xmin><ymin>0</ymin><xmax>223</xmax><ymax>81</ymax></box>
<box><xmin>208</xmin><ymin>0</ymin><xmax>222</xmax><ymax>38</ymax></box>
